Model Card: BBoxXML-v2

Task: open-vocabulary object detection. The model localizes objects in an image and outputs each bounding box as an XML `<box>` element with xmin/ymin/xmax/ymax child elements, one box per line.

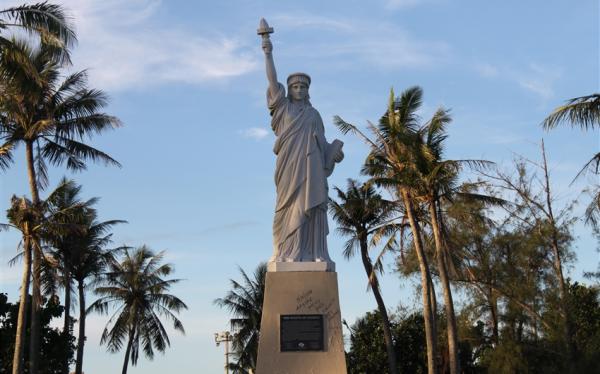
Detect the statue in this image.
<box><xmin>258</xmin><ymin>19</ymin><xmax>344</xmax><ymax>266</ymax></box>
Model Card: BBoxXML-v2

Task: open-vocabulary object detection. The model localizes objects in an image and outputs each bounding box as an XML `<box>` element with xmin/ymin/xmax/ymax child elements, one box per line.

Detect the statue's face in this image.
<box><xmin>290</xmin><ymin>83</ymin><xmax>308</xmax><ymax>101</ymax></box>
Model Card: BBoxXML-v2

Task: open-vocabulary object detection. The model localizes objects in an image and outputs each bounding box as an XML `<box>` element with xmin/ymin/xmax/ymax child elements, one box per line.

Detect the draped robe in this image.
<box><xmin>268</xmin><ymin>83</ymin><xmax>338</xmax><ymax>262</ymax></box>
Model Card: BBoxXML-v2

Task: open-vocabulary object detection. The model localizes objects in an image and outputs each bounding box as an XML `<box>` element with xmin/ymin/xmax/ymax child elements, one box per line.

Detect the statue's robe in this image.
<box><xmin>268</xmin><ymin>83</ymin><xmax>337</xmax><ymax>262</ymax></box>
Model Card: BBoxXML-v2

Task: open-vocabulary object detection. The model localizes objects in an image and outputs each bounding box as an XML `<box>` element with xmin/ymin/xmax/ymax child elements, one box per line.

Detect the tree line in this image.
<box><xmin>217</xmin><ymin>83</ymin><xmax>599</xmax><ymax>373</ymax></box>
<box><xmin>0</xmin><ymin>3</ymin><xmax>186</xmax><ymax>374</ymax></box>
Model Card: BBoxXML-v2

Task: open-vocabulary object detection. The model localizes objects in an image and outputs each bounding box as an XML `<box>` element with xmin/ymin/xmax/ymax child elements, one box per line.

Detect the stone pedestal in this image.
<box><xmin>256</xmin><ymin>271</ymin><xmax>347</xmax><ymax>374</ymax></box>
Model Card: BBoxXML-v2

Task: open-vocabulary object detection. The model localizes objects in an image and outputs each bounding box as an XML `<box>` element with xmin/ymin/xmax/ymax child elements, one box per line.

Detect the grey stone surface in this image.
<box><xmin>260</xmin><ymin>18</ymin><xmax>344</xmax><ymax>268</ymax></box>
<box><xmin>256</xmin><ymin>271</ymin><xmax>347</xmax><ymax>374</ymax></box>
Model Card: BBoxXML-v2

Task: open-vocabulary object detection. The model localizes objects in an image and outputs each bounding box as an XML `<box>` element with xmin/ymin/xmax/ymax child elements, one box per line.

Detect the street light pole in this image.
<box><xmin>214</xmin><ymin>331</ymin><xmax>233</xmax><ymax>374</ymax></box>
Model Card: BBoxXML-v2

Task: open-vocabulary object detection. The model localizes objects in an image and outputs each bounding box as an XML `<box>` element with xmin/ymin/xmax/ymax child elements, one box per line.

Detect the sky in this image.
<box><xmin>0</xmin><ymin>0</ymin><xmax>598</xmax><ymax>373</ymax></box>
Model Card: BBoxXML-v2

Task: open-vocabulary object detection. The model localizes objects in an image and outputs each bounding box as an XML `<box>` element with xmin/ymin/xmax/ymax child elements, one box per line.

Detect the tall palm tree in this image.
<box><xmin>3</xmin><ymin>196</ymin><xmax>37</xmax><ymax>374</ymax></box>
<box><xmin>0</xmin><ymin>39</ymin><xmax>120</xmax><ymax>374</ymax></box>
<box><xmin>413</xmin><ymin>109</ymin><xmax>497</xmax><ymax>374</ymax></box>
<box><xmin>329</xmin><ymin>179</ymin><xmax>399</xmax><ymax>374</ymax></box>
<box><xmin>0</xmin><ymin>2</ymin><xmax>76</xmax><ymax>64</ymax></box>
<box><xmin>2</xmin><ymin>179</ymin><xmax>83</xmax><ymax>374</ymax></box>
<box><xmin>214</xmin><ymin>263</ymin><xmax>267</xmax><ymax>374</ymax></box>
<box><xmin>43</xmin><ymin>178</ymin><xmax>90</xmax><ymax>374</ymax></box>
<box><xmin>70</xmin><ymin>213</ymin><xmax>124</xmax><ymax>374</ymax></box>
<box><xmin>43</xmin><ymin>178</ymin><xmax>125</xmax><ymax>374</ymax></box>
<box><xmin>89</xmin><ymin>246</ymin><xmax>187</xmax><ymax>374</ymax></box>
<box><xmin>335</xmin><ymin>87</ymin><xmax>439</xmax><ymax>374</ymax></box>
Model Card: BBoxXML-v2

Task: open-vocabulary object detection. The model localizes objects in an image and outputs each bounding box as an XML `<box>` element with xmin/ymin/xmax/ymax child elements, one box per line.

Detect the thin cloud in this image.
<box><xmin>472</xmin><ymin>61</ymin><xmax>561</xmax><ymax>101</ymax></box>
<box><xmin>239</xmin><ymin>127</ymin><xmax>270</xmax><ymax>140</ymax></box>
<box><xmin>271</xmin><ymin>14</ymin><xmax>354</xmax><ymax>32</ymax></box>
<box><xmin>515</xmin><ymin>63</ymin><xmax>561</xmax><ymax>101</ymax></box>
<box><xmin>273</xmin><ymin>13</ymin><xmax>450</xmax><ymax>70</ymax></box>
<box><xmin>53</xmin><ymin>0</ymin><xmax>258</xmax><ymax>91</ymax></box>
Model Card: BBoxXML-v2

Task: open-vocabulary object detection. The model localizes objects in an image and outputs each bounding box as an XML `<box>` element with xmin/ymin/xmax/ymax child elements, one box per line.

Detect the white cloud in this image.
<box><xmin>472</xmin><ymin>61</ymin><xmax>561</xmax><ymax>101</ymax></box>
<box><xmin>48</xmin><ymin>0</ymin><xmax>258</xmax><ymax>91</ymax></box>
<box><xmin>273</xmin><ymin>13</ymin><xmax>450</xmax><ymax>70</ymax></box>
<box><xmin>515</xmin><ymin>63</ymin><xmax>562</xmax><ymax>101</ymax></box>
<box><xmin>271</xmin><ymin>14</ymin><xmax>354</xmax><ymax>32</ymax></box>
<box><xmin>239</xmin><ymin>127</ymin><xmax>270</xmax><ymax>140</ymax></box>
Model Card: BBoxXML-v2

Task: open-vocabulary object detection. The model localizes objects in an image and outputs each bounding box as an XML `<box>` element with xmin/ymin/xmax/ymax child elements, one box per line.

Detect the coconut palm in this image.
<box><xmin>70</xmin><ymin>213</ymin><xmax>124</xmax><ymax>374</ymax></box>
<box><xmin>0</xmin><ymin>2</ymin><xmax>76</xmax><ymax>64</ymax></box>
<box><xmin>89</xmin><ymin>246</ymin><xmax>187</xmax><ymax>374</ymax></box>
<box><xmin>214</xmin><ymin>263</ymin><xmax>266</xmax><ymax>374</ymax></box>
<box><xmin>42</xmin><ymin>178</ymin><xmax>91</xmax><ymax>374</ymax></box>
<box><xmin>0</xmin><ymin>39</ymin><xmax>120</xmax><ymax>374</ymax></box>
<box><xmin>2</xmin><ymin>179</ymin><xmax>84</xmax><ymax>374</ymax></box>
<box><xmin>413</xmin><ymin>108</ymin><xmax>499</xmax><ymax>374</ymax></box>
<box><xmin>43</xmin><ymin>178</ymin><xmax>125</xmax><ymax>374</ymax></box>
<box><xmin>335</xmin><ymin>87</ymin><xmax>439</xmax><ymax>374</ymax></box>
<box><xmin>329</xmin><ymin>179</ymin><xmax>399</xmax><ymax>374</ymax></box>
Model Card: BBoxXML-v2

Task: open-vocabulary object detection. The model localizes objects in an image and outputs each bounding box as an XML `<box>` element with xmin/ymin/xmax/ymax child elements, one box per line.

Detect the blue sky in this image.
<box><xmin>0</xmin><ymin>0</ymin><xmax>598</xmax><ymax>372</ymax></box>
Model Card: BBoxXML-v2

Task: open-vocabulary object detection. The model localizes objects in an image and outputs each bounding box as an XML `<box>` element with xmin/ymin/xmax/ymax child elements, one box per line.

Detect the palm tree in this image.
<box><xmin>542</xmin><ymin>93</ymin><xmax>600</xmax><ymax>228</ymax></box>
<box><xmin>0</xmin><ymin>2</ymin><xmax>76</xmax><ymax>64</ymax></box>
<box><xmin>214</xmin><ymin>263</ymin><xmax>267</xmax><ymax>374</ymax></box>
<box><xmin>414</xmin><ymin>109</ymin><xmax>499</xmax><ymax>374</ymax></box>
<box><xmin>0</xmin><ymin>39</ymin><xmax>120</xmax><ymax>374</ymax></box>
<box><xmin>70</xmin><ymin>214</ymin><xmax>124</xmax><ymax>374</ymax></box>
<box><xmin>335</xmin><ymin>87</ymin><xmax>439</xmax><ymax>374</ymax></box>
<box><xmin>43</xmin><ymin>178</ymin><xmax>90</xmax><ymax>374</ymax></box>
<box><xmin>3</xmin><ymin>196</ymin><xmax>37</xmax><ymax>374</ymax></box>
<box><xmin>43</xmin><ymin>178</ymin><xmax>125</xmax><ymax>374</ymax></box>
<box><xmin>2</xmin><ymin>179</ymin><xmax>84</xmax><ymax>374</ymax></box>
<box><xmin>89</xmin><ymin>246</ymin><xmax>187</xmax><ymax>374</ymax></box>
<box><xmin>329</xmin><ymin>179</ymin><xmax>399</xmax><ymax>374</ymax></box>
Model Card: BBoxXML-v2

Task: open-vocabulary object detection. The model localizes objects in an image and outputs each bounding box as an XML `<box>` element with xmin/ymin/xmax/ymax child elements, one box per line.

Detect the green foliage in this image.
<box><xmin>214</xmin><ymin>263</ymin><xmax>266</xmax><ymax>373</ymax></box>
<box><xmin>89</xmin><ymin>246</ymin><xmax>187</xmax><ymax>372</ymax></box>
<box><xmin>568</xmin><ymin>282</ymin><xmax>600</xmax><ymax>372</ymax></box>
<box><xmin>347</xmin><ymin>310</ymin><xmax>427</xmax><ymax>374</ymax></box>
<box><xmin>0</xmin><ymin>293</ymin><xmax>75</xmax><ymax>374</ymax></box>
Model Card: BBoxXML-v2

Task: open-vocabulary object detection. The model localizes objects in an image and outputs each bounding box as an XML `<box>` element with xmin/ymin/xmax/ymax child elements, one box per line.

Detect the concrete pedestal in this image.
<box><xmin>256</xmin><ymin>271</ymin><xmax>347</xmax><ymax>374</ymax></box>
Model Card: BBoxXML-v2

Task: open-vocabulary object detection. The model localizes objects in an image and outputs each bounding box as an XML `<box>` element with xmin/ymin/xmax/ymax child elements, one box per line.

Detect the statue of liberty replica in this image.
<box><xmin>259</xmin><ymin>18</ymin><xmax>344</xmax><ymax>269</ymax></box>
<box><xmin>255</xmin><ymin>18</ymin><xmax>347</xmax><ymax>374</ymax></box>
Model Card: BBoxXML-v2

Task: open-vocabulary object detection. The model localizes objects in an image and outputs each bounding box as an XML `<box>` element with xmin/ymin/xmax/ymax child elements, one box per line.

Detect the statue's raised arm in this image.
<box><xmin>257</xmin><ymin>18</ymin><xmax>278</xmax><ymax>96</ymax></box>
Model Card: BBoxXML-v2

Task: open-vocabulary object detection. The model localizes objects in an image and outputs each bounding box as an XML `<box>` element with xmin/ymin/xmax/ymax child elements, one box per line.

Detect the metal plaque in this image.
<box><xmin>280</xmin><ymin>314</ymin><xmax>324</xmax><ymax>352</ymax></box>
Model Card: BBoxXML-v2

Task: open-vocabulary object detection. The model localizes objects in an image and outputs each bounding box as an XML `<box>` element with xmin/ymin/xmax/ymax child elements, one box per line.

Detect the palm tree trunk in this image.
<box><xmin>359</xmin><ymin>238</ymin><xmax>398</xmax><ymax>374</ymax></box>
<box><xmin>12</xmin><ymin>236</ymin><xmax>31</xmax><ymax>374</ymax></box>
<box><xmin>122</xmin><ymin>328</ymin><xmax>135</xmax><ymax>374</ymax></box>
<box><xmin>401</xmin><ymin>190</ymin><xmax>438</xmax><ymax>374</ymax></box>
<box><xmin>29</xmin><ymin>241</ymin><xmax>42</xmax><ymax>374</ymax></box>
<box><xmin>428</xmin><ymin>200</ymin><xmax>459</xmax><ymax>374</ymax></box>
<box><xmin>75</xmin><ymin>280</ymin><xmax>86</xmax><ymax>374</ymax></box>
<box><xmin>25</xmin><ymin>140</ymin><xmax>41</xmax><ymax>374</ymax></box>
<box><xmin>62</xmin><ymin>269</ymin><xmax>71</xmax><ymax>374</ymax></box>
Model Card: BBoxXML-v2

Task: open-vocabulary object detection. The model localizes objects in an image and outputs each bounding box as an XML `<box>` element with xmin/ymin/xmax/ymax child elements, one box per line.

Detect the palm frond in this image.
<box><xmin>0</xmin><ymin>2</ymin><xmax>76</xmax><ymax>64</ymax></box>
<box><xmin>542</xmin><ymin>93</ymin><xmax>600</xmax><ymax>131</ymax></box>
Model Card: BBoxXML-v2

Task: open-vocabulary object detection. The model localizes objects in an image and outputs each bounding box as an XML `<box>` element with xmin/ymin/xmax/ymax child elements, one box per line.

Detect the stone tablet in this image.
<box><xmin>280</xmin><ymin>314</ymin><xmax>324</xmax><ymax>351</ymax></box>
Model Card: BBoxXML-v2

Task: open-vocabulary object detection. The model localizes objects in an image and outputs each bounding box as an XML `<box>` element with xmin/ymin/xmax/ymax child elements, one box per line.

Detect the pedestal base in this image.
<box><xmin>256</xmin><ymin>271</ymin><xmax>347</xmax><ymax>374</ymax></box>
